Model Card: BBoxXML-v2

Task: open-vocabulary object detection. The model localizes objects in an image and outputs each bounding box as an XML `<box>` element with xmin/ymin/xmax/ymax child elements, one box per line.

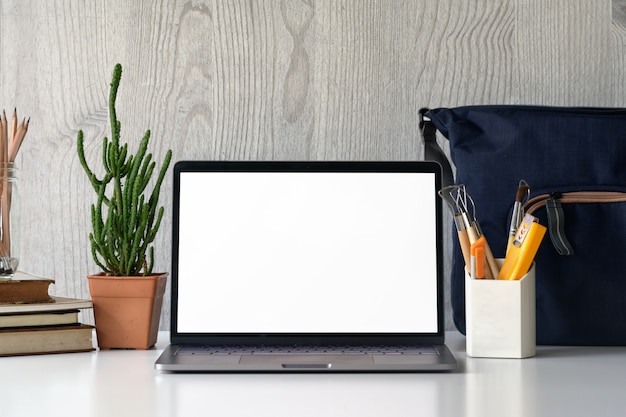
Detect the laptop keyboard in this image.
<box><xmin>176</xmin><ymin>344</ymin><xmax>439</xmax><ymax>356</ymax></box>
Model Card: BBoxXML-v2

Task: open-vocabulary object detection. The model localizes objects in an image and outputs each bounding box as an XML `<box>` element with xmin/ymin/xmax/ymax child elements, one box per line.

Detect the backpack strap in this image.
<box><xmin>419</xmin><ymin>108</ymin><xmax>454</xmax><ymax>188</ymax></box>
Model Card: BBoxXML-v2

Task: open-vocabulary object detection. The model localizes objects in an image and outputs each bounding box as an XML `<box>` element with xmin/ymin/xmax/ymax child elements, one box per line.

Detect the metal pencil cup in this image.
<box><xmin>465</xmin><ymin>259</ymin><xmax>536</xmax><ymax>358</ymax></box>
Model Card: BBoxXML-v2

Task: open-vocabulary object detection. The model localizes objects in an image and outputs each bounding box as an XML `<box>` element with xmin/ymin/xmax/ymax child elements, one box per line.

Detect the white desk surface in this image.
<box><xmin>1</xmin><ymin>331</ymin><xmax>625</xmax><ymax>417</ymax></box>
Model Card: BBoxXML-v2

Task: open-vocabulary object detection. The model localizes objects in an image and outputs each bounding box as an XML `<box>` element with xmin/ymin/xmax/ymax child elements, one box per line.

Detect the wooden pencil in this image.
<box><xmin>0</xmin><ymin>111</ymin><xmax>7</xmax><ymax>165</ymax></box>
<box><xmin>10</xmin><ymin>108</ymin><xmax>17</xmax><ymax>144</ymax></box>
<box><xmin>9</xmin><ymin>117</ymin><xmax>29</xmax><ymax>162</ymax></box>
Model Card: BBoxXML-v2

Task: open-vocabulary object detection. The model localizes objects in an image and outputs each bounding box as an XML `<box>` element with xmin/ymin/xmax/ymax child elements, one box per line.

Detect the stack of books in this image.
<box><xmin>0</xmin><ymin>271</ymin><xmax>94</xmax><ymax>356</ymax></box>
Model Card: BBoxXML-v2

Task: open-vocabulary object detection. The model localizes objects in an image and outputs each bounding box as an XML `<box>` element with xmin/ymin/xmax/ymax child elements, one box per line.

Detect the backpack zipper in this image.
<box><xmin>525</xmin><ymin>191</ymin><xmax>626</xmax><ymax>215</ymax></box>
<box><xmin>523</xmin><ymin>191</ymin><xmax>626</xmax><ymax>256</ymax></box>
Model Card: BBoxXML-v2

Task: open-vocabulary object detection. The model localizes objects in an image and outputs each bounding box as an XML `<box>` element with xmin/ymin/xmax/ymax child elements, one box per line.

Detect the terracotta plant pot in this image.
<box><xmin>87</xmin><ymin>272</ymin><xmax>168</xmax><ymax>350</ymax></box>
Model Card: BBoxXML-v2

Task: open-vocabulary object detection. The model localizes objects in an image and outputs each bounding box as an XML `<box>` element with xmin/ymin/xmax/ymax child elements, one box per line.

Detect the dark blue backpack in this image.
<box><xmin>420</xmin><ymin>105</ymin><xmax>626</xmax><ymax>345</ymax></box>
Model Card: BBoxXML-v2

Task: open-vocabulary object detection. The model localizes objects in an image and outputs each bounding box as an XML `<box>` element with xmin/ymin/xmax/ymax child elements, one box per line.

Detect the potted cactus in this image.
<box><xmin>77</xmin><ymin>63</ymin><xmax>172</xmax><ymax>349</ymax></box>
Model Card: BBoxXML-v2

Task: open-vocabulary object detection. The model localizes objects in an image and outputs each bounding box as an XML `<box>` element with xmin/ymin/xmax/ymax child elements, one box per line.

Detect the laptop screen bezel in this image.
<box><xmin>169</xmin><ymin>160</ymin><xmax>445</xmax><ymax>346</ymax></box>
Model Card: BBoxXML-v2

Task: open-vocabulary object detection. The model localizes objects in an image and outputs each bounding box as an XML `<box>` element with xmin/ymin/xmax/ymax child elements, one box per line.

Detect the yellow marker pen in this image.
<box><xmin>498</xmin><ymin>214</ymin><xmax>546</xmax><ymax>281</ymax></box>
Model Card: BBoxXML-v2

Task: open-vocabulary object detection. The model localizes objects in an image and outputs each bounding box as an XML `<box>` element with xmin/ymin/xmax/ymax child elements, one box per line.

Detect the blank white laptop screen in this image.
<box><xmin>176</xmin><ymin>170</ymin><xmax>439</xmax><ymax>334</ymax></box>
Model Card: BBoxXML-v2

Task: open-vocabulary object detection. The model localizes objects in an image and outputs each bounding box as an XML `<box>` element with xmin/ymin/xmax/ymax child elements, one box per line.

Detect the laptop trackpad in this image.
<box><xmin>240</xmin><ymin>355</ymin><xmax>374</xmax><ymax>368</ymax></box>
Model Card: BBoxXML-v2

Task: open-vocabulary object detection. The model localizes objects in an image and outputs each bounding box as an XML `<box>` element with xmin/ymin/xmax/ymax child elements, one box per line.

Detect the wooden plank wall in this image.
<box><xmin>1</xmin><ymin>0</ymin><xmax>624</xmax><ymax>330</ymax></box>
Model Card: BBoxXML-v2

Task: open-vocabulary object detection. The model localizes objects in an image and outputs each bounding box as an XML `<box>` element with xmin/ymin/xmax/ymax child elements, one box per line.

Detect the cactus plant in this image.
<box><xmin>77</xmin><ymin>63</ymin><xmax>172</xmax><ymax>276</ymax></box>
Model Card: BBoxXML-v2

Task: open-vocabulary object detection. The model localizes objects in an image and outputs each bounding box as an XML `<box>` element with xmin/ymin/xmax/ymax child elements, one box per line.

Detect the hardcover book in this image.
<box><xmin>0</xmin><ymin>271</ymin><xmax>54</xmax><ymax>304</ymax></box>
<box><xmin>0</xmin><ymin>324</ymin><xmax>95</xmax><ymax>356</ymax></box>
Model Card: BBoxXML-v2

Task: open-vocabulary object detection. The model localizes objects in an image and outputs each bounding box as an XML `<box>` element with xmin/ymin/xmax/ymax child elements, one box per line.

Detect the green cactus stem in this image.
<box><xmin>77</xmin><ymin>63</ymin><xmax>172</xmax><ymax>276</ymax></box>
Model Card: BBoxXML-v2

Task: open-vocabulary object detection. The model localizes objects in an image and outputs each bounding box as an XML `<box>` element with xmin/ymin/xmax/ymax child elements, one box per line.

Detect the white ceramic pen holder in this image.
<box><xmin>465</xmin><ymin>259</ymin><xmax>536</xmax><ymax>358</ymax></box>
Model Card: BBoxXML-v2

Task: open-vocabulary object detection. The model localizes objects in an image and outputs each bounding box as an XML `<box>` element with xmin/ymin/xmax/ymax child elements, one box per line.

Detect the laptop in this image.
<box><xmin>155</xmin><ymin>160</ymin><xmax>457</xmax><ymax>372</ymax></box>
